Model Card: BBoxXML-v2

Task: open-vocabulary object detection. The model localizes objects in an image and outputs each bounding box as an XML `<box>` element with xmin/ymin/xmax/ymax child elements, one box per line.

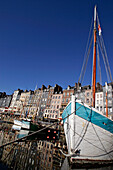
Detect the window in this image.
<box><xmin>63</xmin><ymin>93</ymin><xmax>65</xmax><ymax>97</ymax></box>
<box><xmin>97</xmin><ymin>94</ymin><xmax>99</xmax><ymax>98</ymax></box>
<box><xmin>49</xmin><ymin>157</ymin><xmax>51</xmax><ymax>162</ymax></box>
<box><xmin>58</xmin><ymin>96</ymin><xmax>60</xmax><ymax>99</ymax></box>
<box><xmin>100</xmin><ymin>94</ymin><xmax>102</xmax><ymax>98</ymax></box>
<box><xmin>70</xmin><ymin>92</ymin><xmax>73</xmax><ymax>96</ymax></box>
<box><xmin>100</xmin><ymin>106</ymin><xmax>102</xmax><ymax>111</ymax></box>
<box><xmin>66</xmin><ymin>98</ymin><xmax>68</xmax><ymax>103</ymax></box>
<box><xmin>67</xmin><ymin>93</ymin><xmax>69</xmax><ymax>96</ymax></box>
<box><xmin>87</xmin><ymin>92</ymin><xmax>89</xmax><ymax>97</ymax></box>
<box><xmin>97</xmin><ymin>100</ymin><xmax>99</xmax><ymax>104</ymax></box>
<box><xmin>86</xmin><ymin>99</ymin><xmax>89</xmax><ymax>103</ymax></box>
<box><xmin>100</xmin><ymin>100</ymin><xmax>102</xmax><ymax>104</ymax></box>
<box><xmin>57</xmin><ymin>105</ymin><xmax>59</xmax><ymax>109</ymax></box>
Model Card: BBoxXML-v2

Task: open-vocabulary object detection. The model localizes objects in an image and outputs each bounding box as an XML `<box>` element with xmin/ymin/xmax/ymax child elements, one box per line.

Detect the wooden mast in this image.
<box><xmin>92</xmin><ymin>5</ymin><xmax>97</xmax><ymax>108</ymax></box>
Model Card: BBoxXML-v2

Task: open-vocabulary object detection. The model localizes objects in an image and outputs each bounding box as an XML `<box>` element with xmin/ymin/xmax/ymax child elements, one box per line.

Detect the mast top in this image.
<box><xmin>94</xmin><ymin>5</ymin><xmax>97</xmax><ymax>23</ymax></box>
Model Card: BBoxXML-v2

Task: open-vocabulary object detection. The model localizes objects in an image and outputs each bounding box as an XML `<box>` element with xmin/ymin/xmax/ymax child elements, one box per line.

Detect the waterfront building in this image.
<box><xmin>38</xmin><ymin>85</ymin><xmax>49</xmax><ymax>118</ymax></box>
<box><xmin>95</xmin><ymin>91</ymin><xmax>104</xmax><ymax>112</ymax></box>
<box><xmin>103</xmin><ymin>82</ymin><xmax>113</xmax><ymax>118</ymax></box>
<box><xmin>84</xmin><ymin>87</ymin><xmax>92</xmax><ymax>106</ymax></box>
<box><xmin>0</xmin><ymin>95</ymin><xmax>12</xmax><ymax>112</ymax></box>
<box><xmin>29</xmin><ymin>88</ymin><xmax>42</xmax><ymax>119</ymax></box>
<box><xmin>9</xmin><ymin>89</ymin><xmax>23</xmax><ymax>108</ymax></box>
<box><xmin>19</xmin><ymin>90</ymin><xmax>34</xmax><ymax>117</ymax></box>
<box><xmin>60</xmin><ymin>85</ymin><xmax>74</xmax><ymax>118</ymax></box>
<box><xmin>0</xmin><ymin>92</ymin><xmax>6</xmax><ymax>98</ymax></box>
<box><xmin>9</xmin><ymin>89</ymin><xmax>23</xmax><ymax>113</ymax></box>
<box><xmin>44</xmin><ymin>84</ymin><xmax>63</xmax><ymax>120</ymax></box>
<box><xmin>44</xmin><ymin>91</ymin><xmax>63</xmax><ymax>120</ymax></box>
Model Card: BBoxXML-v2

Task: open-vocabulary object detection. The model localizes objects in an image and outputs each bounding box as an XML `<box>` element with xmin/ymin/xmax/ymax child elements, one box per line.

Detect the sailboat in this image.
<box><xmin>62</xmin><ymin>6</ymin><xmax>113</xmax><ymax>165</ymax></box>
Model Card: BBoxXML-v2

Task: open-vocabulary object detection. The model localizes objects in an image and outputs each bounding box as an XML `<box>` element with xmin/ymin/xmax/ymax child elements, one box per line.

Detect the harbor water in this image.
<box><xmin>0</xmin><ymin>120</ymin><xmax>113</xmax><ymax>170</ymax></box>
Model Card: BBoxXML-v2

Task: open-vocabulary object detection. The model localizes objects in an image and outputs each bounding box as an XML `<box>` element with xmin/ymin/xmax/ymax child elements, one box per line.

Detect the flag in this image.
<box><xmin>98</xmin><ymin>24</ymin><xmax>102</xmax><ymax>36</ymax></box>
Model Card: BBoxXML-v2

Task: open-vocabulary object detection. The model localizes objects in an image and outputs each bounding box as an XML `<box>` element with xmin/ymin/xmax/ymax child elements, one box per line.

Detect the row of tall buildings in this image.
<box><xmin>0</xmin><ymin>82</ymin><xmax>113</xmax><ymax>120</ymax></box>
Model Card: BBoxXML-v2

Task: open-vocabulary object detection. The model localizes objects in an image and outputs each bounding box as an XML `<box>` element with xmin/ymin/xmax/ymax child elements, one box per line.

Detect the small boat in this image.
<box><xmin>14</xmin><ymin>119</ymin><xmax>30</xmax><ymax>130</ymax></box>
<box><xmin>14</xmin><ymin>119</ymin><xmax>39</xmax><ymax>131</ymax></box>
<box><xmin>62</xmin><ymin>6</ymin><xmax>113</xmax><ymax>165</ymax></box>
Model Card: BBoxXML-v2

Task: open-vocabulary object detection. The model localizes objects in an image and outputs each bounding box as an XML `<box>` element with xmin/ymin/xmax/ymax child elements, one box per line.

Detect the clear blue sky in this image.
<box><xmin>0</xmin><ymin>0</ymin><xmax>113</xmax><ymax>94</ymax></box>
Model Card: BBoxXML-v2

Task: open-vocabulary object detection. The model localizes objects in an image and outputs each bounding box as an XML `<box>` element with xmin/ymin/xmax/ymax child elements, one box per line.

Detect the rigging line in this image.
<box><xmin>91</xmin><ymin>122</ymin><xmax>112</xmax><ymax>160</ymax></box>
<box><xmin>72</xmin><ymin>126</ymin><xmax>106</xmax><ymax>152</ymax></box>
<box><xmin>97</xmin><ymin>43</ymin><xmax>102</xmax><ymax>84</ymax></box>
<box><xmin>97</xmin><ymin>10</ymin><xmax>112</xmax><ymax>81</ymax></box>
<box><xmin>100</xmin><ymin>35</ymin><xmax>113</xmax><ymax>82</ymax></box>
<box><xmin>67</xmin><ymin>122</ymin><xmax>106</xmax><ymax>152</ymax></box>
<box><xmin>98</xmin><ymin>36</ymin><xmax>110</xmax><ymax>82</ymax></box>
<box><xmin>78</xmin><ymin>17</ymin><xmax>93</xmax><ymax>83</ymax></box>
<box><xmin>83</xmin><ymin>126</ymin><xmax>113</xmax><ymax>145</ymax></box>
<box><xmin>97</xmin><ymin>13</ymin><xmax>112</xmax><ymax>82</ymax></box>
<box><xmin>60</xmin><ymin>122</ymin><xmax>113</xmax><ymax>159</ymax></box>
<box><xmin>73</xmin><ymin>118</ymin><xmax>89</xmax><ymax>151</ymax></box>
<box><xmin>73</xmin><ymin>103</ymin><xmax>92</xmax><ymax>150</ymax></box>
<box><xmin>80</xmin><ymin>34</ymin><xmax>94</xmax><ymax>84</ymax></box>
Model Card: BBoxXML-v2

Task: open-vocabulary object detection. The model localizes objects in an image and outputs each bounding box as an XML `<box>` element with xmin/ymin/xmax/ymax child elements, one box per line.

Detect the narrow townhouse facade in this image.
<box><xmin>95</xmin><ymin>91</ymin><xmax>104</xmax><ymax>112</ymax></box>
<box><xmin>60</xmin><ymin>85</ymin><xmax>74</xmax><ymax>118</ymax></box>
<box><xmin>44</xmin><ymin>91</ymin><xmax>63</xmax><ymax>120</ymax></box>
<box><xmin>19</xmin><ymin>90</ymin><xmax>34</xmax><ymax>117</ymax></box>
<box><xmin>9</xmin><ymin>89</ymin><xmax>23</xmax><ymax>113</ymax></box>
<box><xmin>103</xmin><ymin>82</ymin><xmax>113</xmax><ymax>117</ymax></box>
<box><xmin>44</xmin><ymin>84</ymin><xmax>63</xmax><ymax>120</ymax></box>
<box><xmin>84</xmin><ymin>87</ymin><xmax>92</xmax><ymax>106</ymax></box>
<box><xmin>37</xmin><ymin>85</ymin><xmax>49</xmax><ymax>118</ymax></box>
<box><xmin>0</xmin><ymin>94</ymin><xmax>12</xmax><ymax>113</ymax></box>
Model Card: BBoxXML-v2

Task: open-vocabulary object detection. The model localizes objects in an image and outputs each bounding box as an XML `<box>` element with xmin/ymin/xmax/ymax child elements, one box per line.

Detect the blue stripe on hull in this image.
<box><xmin>62</xmin><ymin>103</ymin><xmax>71</xmax><ymax>123</ymax></box>
<box><xmin>62</xmin><ymin>102</ymin><xmax>113</xmax><ymax>134</ymax></box>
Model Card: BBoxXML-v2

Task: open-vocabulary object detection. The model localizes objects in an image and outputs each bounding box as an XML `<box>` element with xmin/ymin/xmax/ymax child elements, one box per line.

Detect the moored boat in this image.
<box><xmin>62</xmin><ymin>5</ymin><xmax>113</xmax><ymax>165</ymax></box>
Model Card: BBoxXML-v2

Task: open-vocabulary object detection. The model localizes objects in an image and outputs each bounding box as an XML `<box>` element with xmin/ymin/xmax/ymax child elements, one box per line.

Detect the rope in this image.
<box><xmin>78</xmin><ymin>17</ymin><xmax>93</xmax><ymax>84</ymax></box>
<box><xmin>97</xmin><ymin>12</ymin><xmax>112</xmax><ymax>82</ymax></box>
<box><xmin>100</xmin><ymin>35</ymin><xmax>113</xmax><ymax>82</ymax></box>
<box><xmin>98</xmin><ymin>36</ymin><xmax>110</xmax><ymax>82</ymax></box>
<box><xmin>97</xmin><ymin>43</ymin><xmax>102</xmax><ymax>84</ymax></box>
<box><xmin>73</xmin><ymin>102</ymin><xmax>92</xmax><ymax>151</ymax></box>
<box><xmin>81</xmin><ymin>34</ymin><xmax>93</xmax><ymax>85</ymax></box>
<box><xmin>91</xmin><ymin>123</ymin><xmax>112</xmax><ymax>160</ymax></box>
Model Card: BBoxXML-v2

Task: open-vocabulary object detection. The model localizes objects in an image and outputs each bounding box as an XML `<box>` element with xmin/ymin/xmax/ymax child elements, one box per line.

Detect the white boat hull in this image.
<box><xmin>62</xmin><ymin>96</ymin><xmax>113</xmax><ymax>162</ymax></box>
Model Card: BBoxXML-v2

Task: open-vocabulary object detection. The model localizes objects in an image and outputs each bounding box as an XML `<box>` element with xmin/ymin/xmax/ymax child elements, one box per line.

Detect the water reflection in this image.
<box><xmin>0</xmin><ymin>121</ymin><xmax>113</xmax><ymax>170</ymax></box>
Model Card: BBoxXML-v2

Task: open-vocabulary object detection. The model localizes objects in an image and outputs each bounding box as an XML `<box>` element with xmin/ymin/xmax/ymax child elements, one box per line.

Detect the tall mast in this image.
<box><xmin>92</xmin><ymin>5</ymin><xmax>97</xmax><ymax>107</ymax></box>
